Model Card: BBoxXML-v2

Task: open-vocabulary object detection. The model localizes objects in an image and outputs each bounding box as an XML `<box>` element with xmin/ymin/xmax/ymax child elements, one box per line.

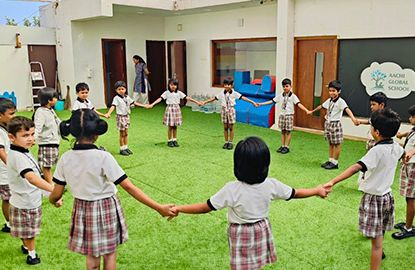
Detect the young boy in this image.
<box><xmin>324</xmin><ymin>108</ymin><xmax>403</xmax><ymax>270</ymax></box>
<box><xmin>72</xmin><ymin>82</ymin><xmax>107</xmax><ymax>118</ymax></box>
<box><xmin>33</xmin><ymin>87</ymin><xmax>61</xmax><ymax>184</ymax></box>
<box><xmin>8</xmin><ymin>116</ymin><xmax>58</xmax><ymax>265</ymax></box>
<box><xmin>104</xmin><ymin>81</ymin><xmax>147</xmax><ymax>155</ymax></box>
<box><xmin>391</xmin><ymin>105</ymin><xmax>415</xmax><ymax>239</ymax></box>
<box><xmin>0</xmin><ymin>98</ymin><xmax>15</xmax><ymax>233</ymax></box>
<box><xmin>308</xmin><ymin>80</ymin><xmax>359</xmax><ymax>169</ymax></box>
<box><xmin>201</xmin><ymin>78</ymin><xmax>257</xmax><ymax>150</ymax></box>
<box><xmin>358</xmin><ymin>92</ymin><xmax>387</xmax><ymax>150</ymax></box>
<box><xmin>257</xmin><ymin>78</ymin><xmax>310</xmax><ymax>154</ymax></box>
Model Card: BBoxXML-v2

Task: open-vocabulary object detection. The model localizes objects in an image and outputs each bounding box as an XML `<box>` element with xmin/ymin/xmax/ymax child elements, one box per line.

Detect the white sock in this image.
<box><xmin>172</xmin><ymin>138</ymin><xmax>176</xmax><ymax>141</ymax></box>
<box><xmin>168</xmin><ymin>139</ymin><xmax>173</xmax><ymax>142</ymax></box>
<box><xmin>329</xmin><ymin>158</ymin><xmax>334</xmax><ymax>162</ymax></box>
<box><xmin>28</xmin><ymin>250</ymin><xmax>36</xmax><ymax>259</ymax></box>
<box><xmin>332</xmin><ymin>159</ymin><xmax>338</xmax><ymax>165</ymax></box>
<box><xmin>6</xmin><ymin>221</ymin><xmax>9</xmax><ymax>227</ymax></box>
<box><xmin>404</xmin><ymin>226</ymin><xmax>413</xmax><ymax>231</ymax></box>
<box><xmin>125</xmin><ymin>145</ymin><xmax>128</xmax><ymax>149</ymax></box>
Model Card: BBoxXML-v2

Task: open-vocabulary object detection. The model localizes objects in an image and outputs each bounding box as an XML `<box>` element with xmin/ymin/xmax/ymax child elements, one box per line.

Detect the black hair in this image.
<box><xmin>114</xmin><ymin>81</ymin><xmax>127</xmax><ymax>90</ymax></box>
<box><xmin>223</xmin><ymin>78</ymin><xmax>234</xmax><ymax>85</ymax></box>
<box><xmin>133</xmin><ymin>55</ymin><xmax>146</xmax><ymax>64</ymax></box>
<box><xmin>370</xmin><ymin>108</ymin><xmax>401</xmax><ymax>138</ymax></box>
<box><xmin>0</xmin><ymin>98</ymin><xmax>16</xmax><ymax>114</ymax></box>
<box><xmin>408</xmin><ymin>105</ymin><xmax>415</xmax><ymax>117</ymax></box>
<box><xmin>369</xmin><ymin>92</ymin><xmax>387</xmax><ymax>106</ymax></box>
<box><xmin>328</xmin><ymin>80</ymin><xmax>342</xmax><ymax>91</ymax></box>
<box><xmin>168</xmin><ymin>78</ymin><xmax>179</xmax><ymax>91</ymax></box>
<box><xmin>60</xmin><ymin>109</ymin><xmax>108</xmax><ymax>141</ymax></box>
<box><xmin>281</xmin><ymin>78</ymin><xmax>291</xmax><ymax>86</ymax></box>
<box><xmin>234</xmin><ymin>136</ymin><xmax>270</xmax><ymax>184</ymax></box>
<box><xmin>37</xmin><ymin>87</ymin><xmax>58</xmax><ymax>106</ymax></box>
<box><xmin>8</xmin><ymin>116</ymin><xmax>34</xmax><ymax>136</ymax></box>
<box><xmin>75</xmin><ymin>82</ymin><xmax>89</xmax><ymax>93</ymax></box>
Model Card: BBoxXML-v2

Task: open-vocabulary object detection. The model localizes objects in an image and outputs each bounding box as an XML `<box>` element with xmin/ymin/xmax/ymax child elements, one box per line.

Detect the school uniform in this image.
<box><xmin>8</xmin><ymin>145</ymin><xmax>43</xmax><ymax>239</ymax></box>
<box><xmin>272</xmin><ymin>92</ymin><xmax>300</xmax><ymax>131</ymax></box>
<box><xmin>34</xmin><ymin>107</ymin><xmax>61</xmax><ymax>168</ymax></box>
<box><xmin>357</xmin><ymin>139</ymin><xmax>404</xmax><ymax>238</ymax></box>
<box><xmin>161</xmin><ymin>90</ymin><xmax>186</xmax><ymax>126</ymax></box>
<box><xmin>322</xmin><ymin>97</ymin><xmax>348</xmax><ymax>145</ymax></box>
<box><xmin>215</xmin><ymin>90</ymin><xmax>242</xmax><ymax>125</ymax></box>
<box><xmin>400</xmin><ymin>128</ymin><xmax>415</xmax><ymax>198</ymax></box>
<box><xmin>0</xmin><ymin>124</ymin><xmax>10</xmax><ymax>201</ymax></box>
<box><xmin>207</xmin><ymin>178</ymin><xmax>295</xmax><ymax>270</ymax></box>
<box><xmin>72</xmin><ymin>97</ymin><xmax>95</xmax><ymax>111</ymax></box>
<box><xmin>53</xmin><ymin>144</ymin><xmax>128</xmax><ymax>256</ymax></box>
<box><xmin>111</xmin><ymin>94</ymin><xmax>134</xmax><ymax>131</ymax></box>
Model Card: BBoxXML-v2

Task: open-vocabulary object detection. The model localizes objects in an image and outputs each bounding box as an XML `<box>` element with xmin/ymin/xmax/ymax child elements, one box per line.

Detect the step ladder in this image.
<box><xmin>29</xmin><ymin>61</ymin><xmax>46</xmax><ymax>109</ymax></box>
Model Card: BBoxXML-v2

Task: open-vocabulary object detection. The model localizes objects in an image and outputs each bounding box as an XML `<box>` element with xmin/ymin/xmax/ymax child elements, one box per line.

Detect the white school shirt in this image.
<box><xmin>8</xmin><ymin>145</ymin><xmax>43</xmax><ymax>209</ymax></box>
<box><xmin>322</xmin><ymin>97</ymin><xmax>348</xmax><ymax>122</ymax></box>
<box><xmin>357</xmin><ymin>140</ymin><xmax>404</xmax><ymax>196</ymax></box>
<box><xmin>34</xmin><ymin>107</ymin><xmax>61</xmax><ymax>145</ymax></box>
<box><xmin>208</xmin><ymin>178</ymin><xmax>294</xmax><ymax>224</ymax></box>
<box><xmin>160</xmin><ymin>90</ymin><xmax>186</xmax><ymax>105</ymax></box>
<box><xmin>215</xmin><ymin>90</ymin><xmax>242</xmax><ymax>108</ymax></box>
<box><xmin>272</xmin><ymin>91</ymin><xmax>300</xmax><ymax>115</ymax></box>
<box><xmin>53</xmin><ymin>144</ymin><xmax>127</xmax><ymax>201</ymax></box>
<box><xmin>72</xmin><ymin>98</ymin><xmax>95</xmax><ymax>111</ymax></box>
<box><xmin>403</xmin><ymin>128</ymin><xmax>415</xmax><ymax>164</ymax></box>
<box><xmin>0</xmin><ymin>125</ymin><xmax>9</xmax><ymax>185</ymax></box>
<box><xmin>112</xmin><ymin>94</ymin><xmax>134</xmax><ymax>115</ymax></box>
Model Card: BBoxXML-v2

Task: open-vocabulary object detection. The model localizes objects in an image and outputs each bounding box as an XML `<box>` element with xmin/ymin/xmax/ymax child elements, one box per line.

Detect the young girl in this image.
<box><xmin>201</xmin><ymin>78</ymin><xmax>257</xmax><ymax>150</ymax></box>
<box><xmin>172</xmin><ymin>136</ymin><xmax>329</xmax><ymax>270</ymax></box>
<box><xmin>104</xmin><ymin>81</ymin><xmax>147</xmax><ymax>155</ymax></box>
<box><xmin>49</xmin><ymin>109</ymin><xmax>176</xmax><ymax>270</ymax></box>
<box><xmin>147</xmin><ymin>78</ymin><xmax>201</xmax><ymax>147</ymax></box>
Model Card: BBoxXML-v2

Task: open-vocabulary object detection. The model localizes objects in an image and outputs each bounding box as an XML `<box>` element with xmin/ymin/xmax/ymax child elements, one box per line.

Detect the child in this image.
<box><xmin>104</xmin><ymin>81</ymin><xmax>147</xmax><ymax>155</ymax></box>
<box><xmin>49</xmin><ymin>109</ymin><xmax>176</xmax><ymax>270</ymax></box>
<box><xmin>72</xmin><ymin>82</ymin><xmax>107</xmax><ymax>118</ymax></box>
<box><xmin>324</xmin><ymin>108</ymin><xmax>403</xmax><ymax>270</ymax></box>
<box><xmin>357</xmin><ymin>92</ymin><xmax>387</xmax><ymax>150</ymax></box>
<box><xmin>0</xmin><ymin>98</ymin><xmax>15</xmax><ymax>233</ymax></box>
<box><xmin>308</xmin><ymin>80</ymin><xmax>359</xmax><ymax>169</ymax></box>
<box><xmin>173</xmin><ymin>136</ymin><xmax>329</xmax><ymax>270</ymax></box>
<box><xmin>257</xmin><ymin>78</ymin><xmax>310</xmax><ymax>154</ymax></box>
<box><xmin>147</xmin><ymin>78</ymin><xmax>201</xmax><ymax>147</ymax></box>
<box><xmin>34</xmin><ymin>87</ymin><xmax>61</xmax><ymax>184</ymax></box>
<box><xmin>391</xmin><ymin>105</ymin><xmax>415</xmax><ymax>239</ymax></box>
<box><xmin>201</xmin><ymin>78</ymin><xmax>257</xmax><ymax>150</ymax></box>
<box><xmin>7</xmin><ymin>116</ymin><xmax>57</xmax><ymax>265</ymax></box>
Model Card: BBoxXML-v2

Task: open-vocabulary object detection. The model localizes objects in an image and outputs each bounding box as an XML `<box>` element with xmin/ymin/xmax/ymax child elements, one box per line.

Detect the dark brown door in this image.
<box><xmin>167</xmin><ymin>41</ymin><xmax>187</xmax><ymax>105</ymax></box>
<box><xmin>293</xmin><ymin>37</ymin><xmax>338</xmax><ymax>130</ymax></box>
<box><xmin>28</xmin><ymin>45</ymin><xmax>57</xmax><ymax>98</ymax></box>
<box><xmin>102</xmin><ymin>39</ymin><xmax>127</xmax><ymax>107</ymax></box>
<box><xmin>146</xmin><ymin>40</ymin><xmax>166</xmax><ymax>103</ymax></box>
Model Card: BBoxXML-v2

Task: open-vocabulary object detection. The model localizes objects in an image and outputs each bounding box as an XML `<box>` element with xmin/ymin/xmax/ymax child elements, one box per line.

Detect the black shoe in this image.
<box><xmin>392</xmin><ymin>227</ymin><xmax>415</xmax><ymax>240</ymax></box>
<box><xmin>173</xmin><ymin>141</ymin><xmax>179</xmax><ymax>147</ymax></box>
<box><xmin>324</xmin><ymin>162</ymin><xmax>339</xmax><ymax>170</ymax></box>
<box><xmin>394</xmin><ymin>222</ymin><xmax>415</xmax><ymax>231</ymax></box>
<box><xmin>321</xmin><ymin>161</ymin><xmax>330</xmax><ymax>168</ymax></box>
<box><xmin>280</xmin><ymin>147</ymin><xmax>290</xmax><ymax>154</ymax></box>
<box><xmin>1</xmin><ymin>223</ymin><xmax>10</xmax><ymax>233</ymax></box>
<box><xmin>227</xmin><ymin>142</ymin><xmax>233</xmax><ymax>150</ymax></box>
<box><xmin>26</xmin><ymin>254</ymin><xmax>40</xmax><ymax>265</ymax></box>
<box><xmin>382</xmin><ymin>251</ymin><xmax>386</xmax><ymax>260</ymax></box>
<box><xmin>223</xmin><ymin>142</ymin><xmax>229</xmax><ymax>149</ymax></box>
<box><xmin>168</xmin><ymin>141</ymin><xmax>175</xmax><ymax>147</ymax></box>
<box><xmin>126</xmin><ymin>148</ymin><xmax>133</xmax><ymax>154</ymax></box>
<box><xmin>276</xmin><ymin>146</ymin><xmax>284</xmax><ymax>153</ymax></box>
<box><xmin>119</xmin><ymin>149</ymin><xmax>129</xmax><ymax>156</ymax></box>
<box><xmin>21</xmin><ymin>245</ymin><xmax>28</xmax><ymax>254</ymax></box>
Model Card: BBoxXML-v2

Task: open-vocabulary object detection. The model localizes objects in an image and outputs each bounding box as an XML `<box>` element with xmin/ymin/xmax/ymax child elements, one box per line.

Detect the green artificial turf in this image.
<box><xmin>0</xmin><ymin>106</ymin><xmax>412</xmax><ymax>269</ymax></box>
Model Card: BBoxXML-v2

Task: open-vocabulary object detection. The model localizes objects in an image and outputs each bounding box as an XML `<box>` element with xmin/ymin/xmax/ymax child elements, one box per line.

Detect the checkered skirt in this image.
<box><xmin>358</xmin><ymin>192</ymin><xmax>394</xmax><ymax>238</ymax></box>
<box><xmin>163</xmin><ymin>104</ymin><xmax>182</xmax><ymax>126</ymax></box>
<box><xmin>278</xmin><ymin>114</ymin><xmax>294</xmax><ymax>131</ymax></box>
<box><xmin>228</xmin><ymin>218</ymin><xmax>277</xmax><ymax>270</ymax></box>
<box><xmin>38</xmin><ymin>145</ymin><xmax>59</xmax><ymax>168</ymax></box>
<box><xmin>0</xmin><ymin>184</ymin><xmax>10</xmax><ymax>200</ymax></box>
<box><xmin>221</xmin><ymin>107</ymin><xmax>236</xmax><ymax>124</ymax></box>
<box><xmin>116</xmin><ymin>114</ymin><xmax>130</xmax><ymax>131</ymax></box>
<box><xmin>324</xmin><ymin>121</ymin><xmax>343</xmax><ymax>145</ymax></box>
<box><xmin>399</xmin><ymin>163</ymin><xmax>415</xmax><ymax>198</ymax></box>
<box><xmin>9</xmin><ymin>205</ymin><xmax>42</xmax><ymax>239</ymax></box>
<box><xmin>68</xmin><ymin>195</ymin><xmax>128</xmax><ymax>256</ymax></box>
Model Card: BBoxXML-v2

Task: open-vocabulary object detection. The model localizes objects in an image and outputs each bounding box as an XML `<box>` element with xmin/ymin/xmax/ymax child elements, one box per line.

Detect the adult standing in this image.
<box><xmin>132</xmin><ymin>55</ymin><xmax>151</xmax><ymax>104</ymax></box>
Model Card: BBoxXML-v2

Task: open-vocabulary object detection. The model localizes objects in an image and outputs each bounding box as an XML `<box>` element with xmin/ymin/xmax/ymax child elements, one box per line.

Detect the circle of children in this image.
<box><xmin>0</xmin><ymin>73</ymin><xmax>414</xmax><ymax>270</ymax></box>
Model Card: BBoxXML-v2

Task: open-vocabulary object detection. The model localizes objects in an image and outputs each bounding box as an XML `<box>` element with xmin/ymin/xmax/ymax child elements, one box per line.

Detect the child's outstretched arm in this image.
<box><xmin>397</xmin><ymin>131</ymin><xmax>410</xmax><ymax>139</ymax></box>
<box><xmin>133</xmin><ymin>101</ymin><xmax>147</xmax><ymax>108</ymax></box>
<box><xmin>358</xmin><ymin>119</ymin><xmax>370</xmax><ymax>125</ymax></box>
<box><xmin>307</xmin><ymin>104</ymin><xmax>322</xmax><ymax>115</ymax></box>
<box><xmin>104</xmin><ymin>105</ymin><xmax>115</xmax><ymax>118</ymax></box>
<box><xmin>345</xmin><ymin>108</ymin><xmax>359</xmax><ymax>126</ymax></box>
<box><xmin>297</xmin><ymin>103</ymin><xmax>311</xmax><ymax>114</ymax></box>
<box><xmin>94</xmin><ymin>109</ymin><xmax>107</xmax><ymax>118</ymax></box>
<box><xmin>49</xmin><ymin>184</ymin><xmax>65</xmax><ymax>207</ymax></box>
<box><xmin>201</xmin><ymin>97</ymin><xmax>216</xmax><ymax>106</ymax></box>
<box><xmin>174</xmin><ymin>202</ymin><xmax>212</xmax><ymax>214</ymax></box>
<box><xmin>257</xmin><ymin>100</ymin><xmax>273</xmax><ymax>107</ymax></box>
<box><xmin>0</xmin><ymin>148</ymin><xmax>7</xmax><ymax>166</ymax></box>
<box><xmin>120</xmin><ymin>178</ymin><xmax>176</xmax><ymax>217</ymax></box>
<box><xmin>324</xmin><ymin>163</ymin><xmax>362</xmax><ymax>189</ymax></box>
<box><xmin>147</xmin><ymin>97</ymin><xmax>162</xmax><ymax>109</ymax></box>
<box><xmin>293</xmin><ymin>185</ymin><xmax>330</xmax><ymax>199</ymax></box>
<box><xmin>241</xmin><ymin>96</ymin><xmax>258</xmax><ymax>107</ymax></box>
<box><xmin>404</xmin><ymin>148</ymin><xmax>415</xmax><ymax>164</ymax></box>
<box><xmin>186</xmin><ymin>96</ymin><xmax>203</xmax><ymax>106</ymax></box>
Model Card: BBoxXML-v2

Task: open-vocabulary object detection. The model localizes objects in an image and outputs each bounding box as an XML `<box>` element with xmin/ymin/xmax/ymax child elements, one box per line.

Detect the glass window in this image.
<box><xmin>212</xmin><ymin>38</ymin><xmax>277</xmax><ymax>86</ymax></box>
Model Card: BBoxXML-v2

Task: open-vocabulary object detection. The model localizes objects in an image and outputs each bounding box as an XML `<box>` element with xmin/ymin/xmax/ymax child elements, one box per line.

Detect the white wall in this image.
<box><xmin>0</xmin><ymin>26</ymin><xmax>56</xmax><ymax>110</ymax></box>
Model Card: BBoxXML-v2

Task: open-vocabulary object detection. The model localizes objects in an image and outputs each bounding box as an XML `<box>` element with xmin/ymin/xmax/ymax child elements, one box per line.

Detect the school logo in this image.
<box><xmin>360</xmin><ymin>62</ymin><xmax>415</xmax><ymax>99</ymax></box>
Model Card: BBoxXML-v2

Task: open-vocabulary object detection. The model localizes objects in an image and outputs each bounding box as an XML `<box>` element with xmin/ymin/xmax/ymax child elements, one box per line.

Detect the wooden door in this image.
<box><xmin>293</xmin><ymin>37</ymin><xmax>338</xmax><ymax>130</ymax></box>
<box><xmin>28</xmin><ymin>45</ymin><xmax>57</xmax><ymax>98</ymax></box>
<box><xmin>146</xmin><ymin>40</ymin><xmax>166</xmax><ymax>103</ymax></box>
<box><xmin>168</xmin><ymin>41</ymin><xmax>187</xmax><ymax>105</ymax></box>
<box><xmin>102</xmin><ymin>39</ymin><xmax>127</xmax><ymax>107</ymax></box>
